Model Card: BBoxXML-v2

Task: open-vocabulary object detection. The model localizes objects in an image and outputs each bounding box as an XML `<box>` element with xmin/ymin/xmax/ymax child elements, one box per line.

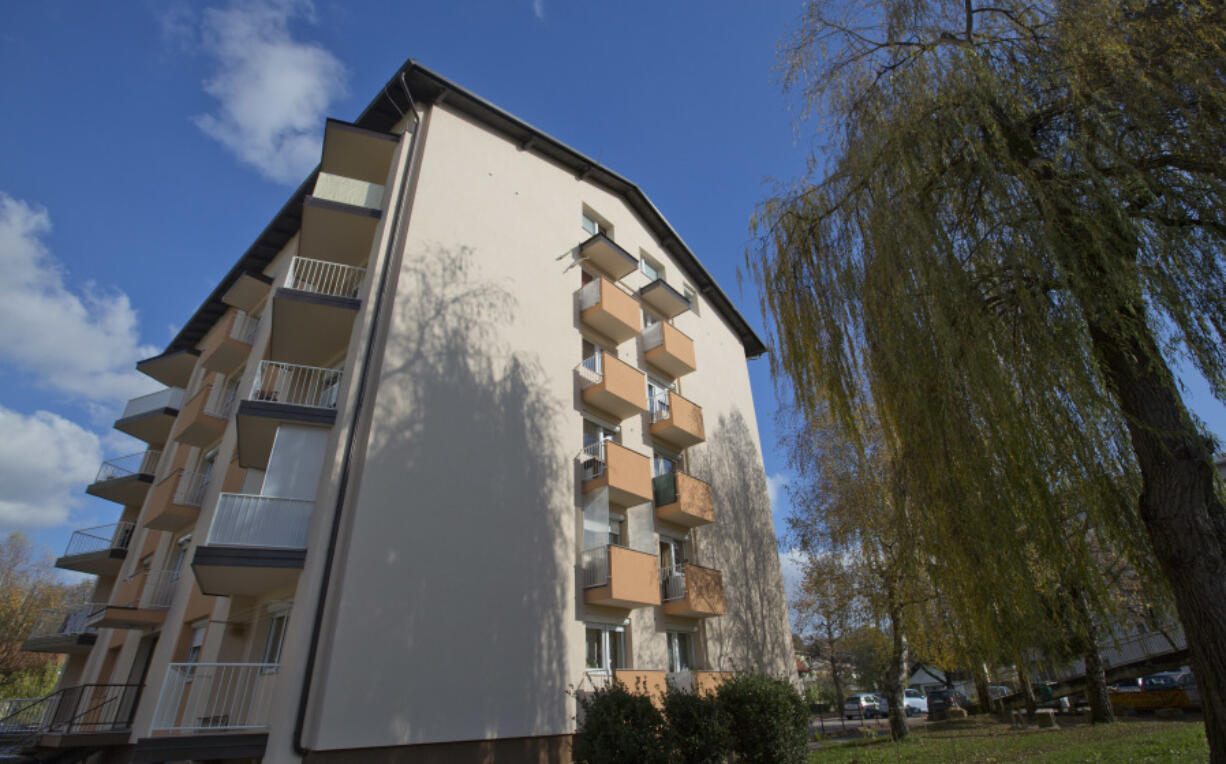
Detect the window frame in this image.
<box><xmin>584</xmin><ymin>623</ymin><xmax>627</xmax><ymax>674</ymax></box>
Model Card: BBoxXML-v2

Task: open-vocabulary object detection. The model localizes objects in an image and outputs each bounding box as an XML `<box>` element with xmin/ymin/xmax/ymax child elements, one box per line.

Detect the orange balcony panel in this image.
<box><xmin>662</xmin><ymin>564</ymin><xmax>726</xmax><ymax>618</ymax></box>
<box><xmin>173</xmin><ymin>385</ymin><xmax>229</xmax><ymax>448</ymax></box>
<box><xmin>584</xmin><ymin>546</ymin><xmax>661</xmax><ymax>609</ymax></box>
<box><xmin>653</xmin><ymin>471</ymin><xmax>714</xmax><ymax>528</ymax></box>
<box><xmin>581</xmin><ymin>353</ymin><xmax>647</xmax><ymax>421</ymax></box>
<box><xmin>644</xmin><ymin>323</ymin><xmax>696</xmax><ymax>379</ymax></box>
<box><xmin>580</xmin><ymin>278</ymin><xmax>641</xmax><ymax>344</ymax></box>
<box><xmin>200</xmin><ymin>311</ymin><xmax>256</xmax><ymax>374</ymax></box>
<box><xmin>613</xmin><ymin>670</ymin><xmax>668</xmax><ymax>705</ymax></box>
<box><xmin>693</xmin><ymin>671</ymin><xmax>734</xmax><ymax>695</ymax></box>
<box><xmin>650</xmin><ymin>392</ymin><xmax>705</xmax><ymax>449</ymax></box>
<box><xmin>144</xmin><ymin>470</ymin><xmax>201</xmax><ymax>533</ymax></box>
<box><xmin>583</xmin><ymin>442</ymin><xmax>652</xmax><ymax>507</ymax></box>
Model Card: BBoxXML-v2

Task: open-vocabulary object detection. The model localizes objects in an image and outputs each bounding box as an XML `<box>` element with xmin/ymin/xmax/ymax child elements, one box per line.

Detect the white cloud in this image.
<box><xmin>0</xmin><ymin>407</ymin><xmax>102</xmax><ymax>529</ymax></box>
<box><xmin>779</xmin><ymin>547</ymin><xmax>806</xmax><ymax>600</ymax></box>
<box><xmin>532</xmin><ymin>0</ymin><xmax>545</xmax><ymax>20</ymax></box>
<box><xmin>194</xmin><ymin>0</ymin><xmax>347</xmax><ymax>184</ymax></box>
<box><xmin>766</xmin><ymin>472</ymin><xmax>790</xmax><ymax>515</ymax></box>
<box><xmin>0</xmin><ymin>192</ymin><xmax>157</xmax><ymax>404</ymax></box>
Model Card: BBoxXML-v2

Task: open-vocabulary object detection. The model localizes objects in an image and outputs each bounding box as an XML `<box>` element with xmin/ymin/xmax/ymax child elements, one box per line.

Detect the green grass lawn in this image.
<box><xmin>809</xmin><ymin>718</ymin><xmax>1208</xmax><ymax>763</ymax></box>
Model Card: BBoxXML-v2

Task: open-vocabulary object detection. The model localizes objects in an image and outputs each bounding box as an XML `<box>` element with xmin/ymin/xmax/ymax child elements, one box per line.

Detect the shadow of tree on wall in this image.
<box><xmin>691</xmin><ymin>409</ymin><xmax>791</xmax><ymax>676</ymax></box>
<box><xmin>318</xmin><ymin>245</ymin><xmax>571</xmax><ymax>753</ymax></box>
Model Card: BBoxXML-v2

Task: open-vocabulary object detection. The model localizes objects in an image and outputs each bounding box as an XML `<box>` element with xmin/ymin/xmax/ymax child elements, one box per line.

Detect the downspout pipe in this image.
<box><xmin>292</xmin><ymin>78</ymin><xmax>421</xmax><ymax>758</ymax></box>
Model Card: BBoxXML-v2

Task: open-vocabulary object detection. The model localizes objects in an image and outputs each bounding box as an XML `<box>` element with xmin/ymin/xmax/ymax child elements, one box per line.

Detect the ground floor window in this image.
<box><xmin>585</xmin><ymin>624</ymin><xmax>626</xmax><ymax>673</ymax></box>
<box><xmin>667</xmin><ymin>630</ymin><xmax>694</xmax><ymax>673</ymax></box>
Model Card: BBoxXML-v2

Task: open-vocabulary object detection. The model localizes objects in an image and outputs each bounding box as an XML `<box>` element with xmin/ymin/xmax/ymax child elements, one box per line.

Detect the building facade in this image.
<box><xmin>10</xmin><ymin>61</ymin><xmax>791</xmax><ymax>763</ymax></box>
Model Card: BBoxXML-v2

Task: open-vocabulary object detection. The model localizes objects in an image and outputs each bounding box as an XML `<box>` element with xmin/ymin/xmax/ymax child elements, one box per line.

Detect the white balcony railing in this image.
<box><xmin>94</xmin><ymin>450</ymin><xmax>161</xmax><ymax>483</ymax></box>
<box><xmin>120</xmin><ymin>387</ymin><xmax>184</xmax><ymax>419</ymax></box>
<box><xmin>207</xmin><ymin>494</ymin><xmax>314</xmax><ymax>549</ymax></box>
<box><xmin>27</xmin><ymin>603</ymin><xmax>103</xmax><ymax>640</ymax></box>
<box><xmin>576</xmin><ymin>353</ymin><xmax>603</xmax><ymax>388</ymax></box>
<box><xmin>152</xmin><ymin>663</ymin><xmax>279</xmax><ymax>733</ymax></box>
<box><xmin>642</xmin><ymin>322</ymin><xmax>665</xmax><ymax>350</ymax></box>
<box><xmin>230</xmin><ymin>311</ymin><xmax>259</xmax><ymax>344</ymax></box>
<box><xmin>660</xmin><ymin>565</ymin><xmax>686</xmax><ymax>602</ymax></box>
<box><xmin>172</xmin><ymin>469</ymin><xmax>211</xmax><ymax>508</ymax></box>
<box><xmin>203</xmin><ymin>382</ymin><xmax>239</xmax><ymax>420</ymax></box>
<box><xmin>287</xmin><ymin>257</ymin><xmax>366</xmax><ymax>300</ymax></box>
<box><xmin>63</xmin><ymin>523</ymin><xmax>135</xmax><ymax>558</ymax></box>
<box><xmin>580</xmin><ymin>441</ymin><xmax>607</xmax><ymax>481</ymax></box>
<box><xmin>579</xmin><ymin>279</ymin><xmax>601</xmax><ymax>311</ymax></box>
<box><xmin>248</xmin><ymin>361</ymin><xmax>342</xmax><ymax>409</ymax></box>
<box><xmin>581</xmin><ymin>546</ymin><xmax>609</xmax><ymax>589</ymax></box>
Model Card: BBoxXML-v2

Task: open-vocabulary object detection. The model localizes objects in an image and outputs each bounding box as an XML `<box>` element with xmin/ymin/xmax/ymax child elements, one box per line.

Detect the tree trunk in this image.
<box><xmin>1016</xmin><ymin>661</ymin><xmax>1038</xmax><ymax>718</ymax></box>
<box><xmin>973</xmin><ymin>662</ymin><xmax>991</xmax><ymax>714</ymax></box>
<box><xmin>1083</xmin><ymin>309</ymin><xmax>1226</xmax><ymax>762</ymax></box>
<box><xmin>1083</xmin><ymin>641</ymin><xmax>1115</xmax><ymax>723</ymax></box>
<box><xmin>884</xmin><ymin>607</ymin><xmax>910</xmax><ymax>741</ymax></box>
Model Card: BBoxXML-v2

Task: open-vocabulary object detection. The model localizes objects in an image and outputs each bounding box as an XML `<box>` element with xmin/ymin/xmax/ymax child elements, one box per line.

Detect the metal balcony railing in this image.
<box><xmin>151</xmin><ymin>663</ymin><xmax>279</xmax><ymax>733</ymax></box>
<box><xmin>650</xmin><ymin>394</ymin><xmax>672</xmax><ymax>424</ymax></box>
<box><xmin>287</xmin><ymin>256</ymin><xmax>366</xmax><ymax>299</ymax></box>
<box><xmin>120</xmin><ymin>387</ymin><xmax>184</xmax><ymax>419</ymax></box>
<box><xmin>0</xmin><ymin>684</ymin><xmax>141</xmax><ymax>738</ymax></box>
<box><xmin>660</xmin><ymin>565</ymin><xmax>686</xmax><ymax>602</ymax></box>
<box><xmin>203</xmin><ymin>382</ymin><xmax>239</xmax><ymax>420</ymax></box>
<box><xmin>94</xmin><ymin>450</ymin><xmax>161</xmax><ymax>483</ymax></box>
<box><xmin>249</xmin><ymin>361</ymin><xmax>342</xmax><ymax>409</ymax></box>
<box><xmin>576</xmin><ymin>353</ymin><xmax>604</xmax><ymax>388</ymax></box>
<box><xmin>172</xmin><ymin>468</ymin><xmax>211</xmax><ymax>508</ymax></box>
<box><xmin>581</xmin><ymin>546</ymin><xmax>609</xmax><ymax>589</ymax></box>
<box><xmin>230</xmin><ymin>311</ymin><xmax>259</xmax><ymax>344</ymax></box>
<box><xmin>207</xmin><ymin>494</ymin><xmax>314</xmax><ymax>549</ymax></box>
<box><xmin>115</xmin><ymin>570</ymin><xmax>178</xmax><ymax>611</ymax></box>
<box><xmin>62</xmin><ymin>523</ymin><xmax>135</xmax><ymax>558</ymax></box>
<box><xmin>27</xmin><ymin>603</ymin><xmax>103</xmax><ymax>640</ymax></box>
<box><xmin>579</xmin><ymin>441</ymin><xmax>607</xmax><ymax>481</ymax></box>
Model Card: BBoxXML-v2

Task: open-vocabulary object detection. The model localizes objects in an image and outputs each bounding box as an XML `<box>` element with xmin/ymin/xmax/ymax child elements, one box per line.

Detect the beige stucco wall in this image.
<box><xmin>302</xmin><ymin>102</ymin><xmax>791</xmax><ymax>752</ymax></box>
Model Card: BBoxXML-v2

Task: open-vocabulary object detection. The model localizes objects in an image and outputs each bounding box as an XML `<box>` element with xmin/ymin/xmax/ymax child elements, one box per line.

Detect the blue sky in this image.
<box><xmin>2</xmin><ymin>0</ymin><xmax>1224</xmax><ymax>600</ymax></box>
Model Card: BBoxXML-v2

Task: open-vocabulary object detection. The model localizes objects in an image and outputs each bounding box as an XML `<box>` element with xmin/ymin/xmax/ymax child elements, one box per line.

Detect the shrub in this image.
<box><xmin>573</xmin><ymin>681</ymin><xmax>667</xmax><ymax>764</ymax></box>
<box><xmin>717</xmin><ymin>674</ymin><xmax>809</xmax><ymax>764</ymax></box>
<box><xmin>662</xmin><ymin>684</ymin><xmax>732</xmax><ymax>764</ymax></box>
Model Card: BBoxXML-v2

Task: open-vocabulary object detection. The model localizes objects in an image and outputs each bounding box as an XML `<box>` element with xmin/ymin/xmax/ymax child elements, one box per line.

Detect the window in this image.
<box><xmin>652</xmin><ymin>453</ymin><xmax>676</xmax><ymax>478</ymax></box>
<box><xmin>667</xmin><ymin>631</ymin><xmax>694</xmax><ymax>673</ymax></box>
<box><xmin>185</xmin><ymin>624</ymin><xmax>205</xmax><ymax>665</ymax></box>
<box><xmin>642</xmin><ymin>309</ymin><xmax>660</xmax><ymax>328</ymax></box>
<box><xmin>683</xmin><ymin>285</ymin><xmax>699</xmax><ymax>315</ymax></box>
<box><xmin>582</xmin><ymin>210</ymin><xmax>610</xmax><ymax>238</ymax></box>
<box><xmin>647</xmin><ymin>379</ymin><xmax>673</xmax><ymax>422</ymax></box>
<box><xmin>606</xmin><ymin>513</ymin><xmax>625</xmax><ymax>546</ymax></box>
<box><xmin>659</xmin><ymin>536</ymin><xmax>689</xmax><ymax>570</ymax></box>
<box><xmin>168</xmin><ymin>535</ymin><xmax>192</xmax><ymax>579</ymax></box>
<box><xmin>585</xmin><ymin>624</ymin><xmax>626</xmax><ymax>673</ymax></box>
<box><xmin>640</xmin><ymin>255</ymin><xmax>662</xmax><ymax>282</ymax></box>
<box><xmin>262</xmin><ymin>611</ymin><xmax>289</xmax><ymax>665</ymax></box>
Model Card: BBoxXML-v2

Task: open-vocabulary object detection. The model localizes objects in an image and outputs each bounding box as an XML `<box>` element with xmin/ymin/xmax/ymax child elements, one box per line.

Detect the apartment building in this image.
<box><xmin>8</xmin><ymin>60</ymin><xmax>792</xmax><ymax>763</ymax></box>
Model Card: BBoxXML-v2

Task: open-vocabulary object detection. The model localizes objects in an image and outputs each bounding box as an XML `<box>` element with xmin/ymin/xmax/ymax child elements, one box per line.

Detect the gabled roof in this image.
<box><xmin>162</xmin><ymin>59</ymin><xmax>766</xmax><ymax>358</ymax></box>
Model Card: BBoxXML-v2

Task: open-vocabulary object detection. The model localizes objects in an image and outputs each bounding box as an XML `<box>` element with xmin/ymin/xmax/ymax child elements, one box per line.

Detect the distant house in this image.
<box><xmin>908</xmin><ymin>663</ymin><xmax>950</xmax><ymax>693</ymax></box>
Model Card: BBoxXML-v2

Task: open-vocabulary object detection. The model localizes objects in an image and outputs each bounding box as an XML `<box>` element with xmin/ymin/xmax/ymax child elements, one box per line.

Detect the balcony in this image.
<box><xmin>321</xmin><ymin>118</ymin><xmax>399</xmax><ymax>185</ymax></box>
<box><xmin>137</xmin><ymin>349</ymin><xmax>200</xmax><ymax>388</ymax></box>
<box><xmin>55</xmin><ymin>523</ymin><xmax>135</xmax><ymax>576</ymax></box>
<box><xmin>192</xmin><ymin>494</ymin><xmax>312</xmax><ymax>597</ymax></box>
<box><xmin>580</xmin><ymin>441</ymin><xmax>652</xmax><ymax>506</ymax></box>
<box><xmin>299</xmin><ymin>175</ymin><xmax>383</xmax><ymax>267</ymax></box>
<box><xmin>668</xmin><ymin>670</ymin><xmax>735</xmax><ymax>695</ymax></box>
<box><xmin>579</xmin><ymin>234</ymin><xmax>638</xmax><ymax>281</ymax></box>
<box><xmin>114</xmin><ymin>388</ymin><xmax>184</xmax><ymax>445</ymax></box>
<box><xmin>150</xmin><ymin>661</ymin><xmax>278</xmax><ymax>739</ymax></box>
<box><xmin>652</xmin><ymin>471</ymin><xmax>714</xmax><ymax>528</ymax></box>
<box><xmin>173</xmin><ymin>382</ymin><xmax>236</xmax><ymax>448</ymax></box>
<box><xmin>20</xmin><ymin>603</ymin><xmax>101</xmax><ymax>654</ymax></box>
<box><xmin>577</xmin><ymin>352</ymin><xmax>647</xmax><ymax>421</ymax></box>
<box><xmin>89</xmin><ymin>570</ymin><xmax>178</xmax><ymax>630</ymax></box>
<box><xmin>235</xmin><ymin>362</ymin><xmax>342</xmax><ymax>469</ymax></box>
<box><xmin>85</xmin><ymin>450</ymin><xmax>160</xmax><ymax>506</ymax></box>
<box><xmin>200</xmin><ymin>310</ymin><xmax>258</xmax><ymax>374</ymax></box>
<box><xmin>660</xmin><ymin>563</ymin><xmax>726</xmax><ymax>618</ymax></box>
<box><xmin>221</xmin><ymin>271</ymin><xmax>274</xmax><ymax>314</ymax></box>
<box><xmin>0</xmin><ymin>684</ymin><xmax>140</xmax><ymax>750</ymax></box>
<box><xmin>270</xmin><ymin>257</ymin><xmax>364</xmax><ymax>366</ymax></box>
<box><xmin>650</xmin><ymin>391</ymin><xmax>705</xmax><ymax>449</ymax></box>
<box><xmin>579</xmin><ymin>278</ymin><xmax>640</xmax><ymax>343</ymax></box>
<box><xmin>145</xmin><ymin>468</ymin><xmax>211</xmax><ymax>532</ymax></box>
<box><xmin>581</xmin><ymin>545</ymin><xmax>661</xmax><ymax>608</ymax></box>
<box><xmin>643</xmin><ymin>322</ymin><xmax>696</xmax><ymax>379</ymax></box>
<box><xmin>639</xmin><ymin>279</ymin><xmax>691</xmax><ymax>319</ymax></box>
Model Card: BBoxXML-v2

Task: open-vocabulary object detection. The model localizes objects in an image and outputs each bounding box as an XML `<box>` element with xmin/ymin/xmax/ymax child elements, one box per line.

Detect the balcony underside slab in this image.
<box><xmin>192</xmin><ymin>546</ymin><xmax>306</xmax><ymax>597</ymax></box>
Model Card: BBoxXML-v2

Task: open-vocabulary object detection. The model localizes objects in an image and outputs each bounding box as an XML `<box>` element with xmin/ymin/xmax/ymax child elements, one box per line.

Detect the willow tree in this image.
<box><xmin>750</xmin><ymin>0</ymin><xmax>1226</xmax><ymax>755</ymax></box>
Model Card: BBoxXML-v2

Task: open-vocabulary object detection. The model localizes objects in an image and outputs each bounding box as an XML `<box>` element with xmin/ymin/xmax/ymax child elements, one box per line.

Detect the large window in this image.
<box><xmin>585</xmin><ymin>624</ymin><xmax>626</xmax><ymax>673</ymax></box>
<box><xmin>582</xmin><ymin>210</ymin><xmax>611</xmax><ymax>238</ymax></box>
<box><xmin>262</xmin><ymin>611</ymin><xmax>289</xmax><ymax>665</ymax></box>
<box><xmin>641</xmin><ymin>254</ymin><xmax>663</xmax><ymax>282</ymax></box>
<box><xmin>667</xmin><ymin>631</ymin><xmax>694</xmax><ymax>673</ymax></box>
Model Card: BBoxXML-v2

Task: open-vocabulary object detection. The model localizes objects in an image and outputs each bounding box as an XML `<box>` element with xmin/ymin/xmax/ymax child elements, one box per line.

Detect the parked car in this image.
<box><xmin>843</xmin><ymin>694</ymin><xmax>886</xmax><ymax>719</ymax></box>
<box><xmin>1140</xmin><ymin>672</ymin><xmax>1180</xmax><ymax>690</ymax></box>
<box><xmin>926</xmin><ymin>688</ymin><xmax>968</xmax><ymax>718</ymax></box>
<box><xmin>903</xmin><ymin>688</ymin><xmax>928</xmax><ymax>716</ymax></box>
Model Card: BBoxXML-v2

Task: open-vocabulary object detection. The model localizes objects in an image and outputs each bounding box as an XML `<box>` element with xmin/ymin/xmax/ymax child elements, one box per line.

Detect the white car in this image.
<box><xmin>903</xmin><ymin>688</ymin><xmax>928</xmax><ymax>716</ymax></box>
